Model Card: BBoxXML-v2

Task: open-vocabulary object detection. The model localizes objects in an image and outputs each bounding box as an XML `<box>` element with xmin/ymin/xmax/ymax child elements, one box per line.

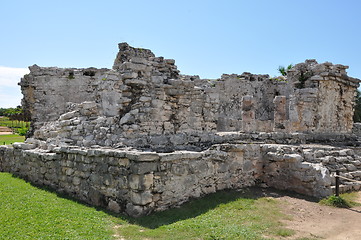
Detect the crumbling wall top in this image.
<box><xmin>113</xmin><ymin>42</ymin><xmax>155</xmax><ymax>70</ymax></box>
<box><xmin>288</xmin><ymin>59</ymin><xmax>360</xmax><ymax>88</ymax></box>
<box><xmin>18</xmin><ymin>43</ymin><xmax>361</xmax><ymax>150</ymax></box>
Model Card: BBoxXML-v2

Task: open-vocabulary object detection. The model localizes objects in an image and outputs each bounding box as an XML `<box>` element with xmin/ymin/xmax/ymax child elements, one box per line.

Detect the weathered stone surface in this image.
<box><xmin>130</xmin><ymin>190</ymin><xmax>153</xmax><ymax>205</ymax></box>
<box><xmin>3</xmin><ymin>42</ymin><xmax>361</xmax><ymax>217</ymax></box>
<box><xmin>20</xmin><ymin>42</ymin><xmax>360</xmax><ymax>147</ymax></box>
<box><xmin>108</xmin><ymin>200</ymin><xmax>121</xmax><ymax>213</ymax></box>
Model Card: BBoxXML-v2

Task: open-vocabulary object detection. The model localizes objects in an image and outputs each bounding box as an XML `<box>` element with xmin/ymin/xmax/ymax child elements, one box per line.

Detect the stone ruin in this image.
<box><xmin>1</xmin><ymin>42</ymin><xmax>361</xmax><ymax>217</ymax></box>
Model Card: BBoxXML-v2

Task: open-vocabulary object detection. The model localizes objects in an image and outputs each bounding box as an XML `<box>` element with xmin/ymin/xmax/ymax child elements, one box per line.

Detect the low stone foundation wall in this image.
<box><xmin>0</xmin><ymin>141</ymin><xmax>335</xmax><ymax>217</ymax></box>
<box><xmin>0</xmin><ymin>143</ymin><xmax>261</xmax><ymax>216</ymax></box>
<box><xmin>260</xmin><ymin>144</ymin><xmax>332</xmax><ymax>197</ymax></box>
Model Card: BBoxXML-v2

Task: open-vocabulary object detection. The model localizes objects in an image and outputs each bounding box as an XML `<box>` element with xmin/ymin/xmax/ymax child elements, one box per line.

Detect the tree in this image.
<box><xmin>0</xmin><ymin>108</ymin><xmax>7</xmax><ymax>116</ymax></box>
<box><xmin>0</xmin><ymin>106</ymin><xmax>26</xmax><ymax>127</ymax></box>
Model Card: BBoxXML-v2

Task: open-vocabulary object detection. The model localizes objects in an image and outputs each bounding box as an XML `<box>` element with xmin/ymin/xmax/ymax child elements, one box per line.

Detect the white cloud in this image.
<box><xmin>0</xmin><ymin>89</ymin><xmax>23</xmax><ymax>108</ymax></box>
<box><xmin>0</xmin><ymin>66</ymin><xmax>29</xmax><ymax>108</ymax></box>
<box><xmin>0</xmin><ymin>66</ymin><xmax>29</xmax><ymax>87</ymax></box>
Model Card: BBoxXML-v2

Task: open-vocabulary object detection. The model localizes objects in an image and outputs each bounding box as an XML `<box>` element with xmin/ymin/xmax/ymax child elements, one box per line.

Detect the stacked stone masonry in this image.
<box><xmin>1</xmin><ymin>43</ymin><xmax>361</xmax><ymax>217</ymax></box>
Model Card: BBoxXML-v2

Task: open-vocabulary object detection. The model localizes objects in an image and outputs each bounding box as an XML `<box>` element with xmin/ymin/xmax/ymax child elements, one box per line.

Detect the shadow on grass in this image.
<box><xmin>2</xmin><ymin>172</ymin><xmax>319</xmax><ymax>229</ymax></box>
<box><xmin>123</xmin><ymin>187</ymin><xmax>319</xmax><ymax>229</ymax></box>
<box><xmin>125</xmin><ymin>189</ymin><xmax>251</xmax><ymax>229</ymax></box>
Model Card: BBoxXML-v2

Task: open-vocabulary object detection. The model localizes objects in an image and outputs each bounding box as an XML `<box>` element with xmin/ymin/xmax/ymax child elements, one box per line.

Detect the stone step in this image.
<box><xmin>331</xmin><ymin>183</ymin><xmax>361</xmax><ymax>194</ymax></box>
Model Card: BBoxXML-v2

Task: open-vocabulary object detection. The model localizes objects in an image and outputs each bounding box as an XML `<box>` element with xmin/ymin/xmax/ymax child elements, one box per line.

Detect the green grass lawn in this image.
<box><xmin>0</xmin><ymin>172</ymin><xmax>296</xmax><ymax>240</ymax></box>
<box><xmin>0</xmin><ymin>134</ymin><xmax>25</xmax><ymax>145</ymax></box>
<box><xmin>118</xmin><ymin>191</ymin><xmax>294</xmax><ymax>240</ymax></box>
<box><xmin>0</xmin><ymin>172</ymin><xmax>118</xmax><ymax>240</ymax></box>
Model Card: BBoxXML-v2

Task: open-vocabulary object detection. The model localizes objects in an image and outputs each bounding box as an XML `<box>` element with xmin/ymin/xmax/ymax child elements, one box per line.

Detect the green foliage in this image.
<box><xmin>0</xmin><ymin>117</ymin><xmax>27</xmax><ymax>127</ymax></box>
<box><xmin>278</xmin><ymin>64</ymin><xmax>293</xmax><ymax>76</ymax></box>
<box><xmin>0</xmin><ymin>135</ymin><xmax>25</xmax><ymax>145</ymax></box>
<box><xmin>336</xmin><ymin>192</ymin><xmax>361</xmax><ymax>207</ymax></box>
<box><xmin>295</xmin><ymin>69</ymin><xmax>312</xmax><ymax>89</ymax></box>
<box><xmin>15</xmin><ymin>126</ymin><xmax>29</xmax><ymax>136</ymax></box>
<box><xmin>319</xmin><ymin>195</ymin><xmax>351</xmax><ymax>208</ymax></box>
<box><xmin>68</xmin><ymin>71</ymin><xmax>75</xmax><ymax>79</ymax></box>
<box><xmin>354</xmin><ymin>89</ymin><xmax>361</xmax><ymax>122</ymax></box>
<box><xmin>278</xmin><ymin>66</ymin><xmax>287</xmax><ymax>76</ymax></box>
<box><xmin>0</xmin><ymin>106</ymin><xmax>22</xmax><ymax>119</ymax></box>
<box><xmin>0</xmin><ymin>108</ymin><xmax>7</xmax><ymax>116</ymax></box>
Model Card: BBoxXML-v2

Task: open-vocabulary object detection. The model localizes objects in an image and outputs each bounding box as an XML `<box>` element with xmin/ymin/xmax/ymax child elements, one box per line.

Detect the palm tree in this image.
<box><xmin>278</xmin><ymin>64</ymin><xmax>293</xmax><ymax>76</ymax></box>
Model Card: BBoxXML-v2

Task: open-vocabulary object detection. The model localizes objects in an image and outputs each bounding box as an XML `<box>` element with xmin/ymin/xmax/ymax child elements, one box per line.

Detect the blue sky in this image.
<box><xmin>1</xmin><ymin>0</ymin><xmax>361</xmax><ymax>107</ymax></box>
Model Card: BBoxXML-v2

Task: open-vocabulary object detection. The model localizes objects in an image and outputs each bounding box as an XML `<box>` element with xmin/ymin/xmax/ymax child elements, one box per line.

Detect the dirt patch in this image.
<box><xmin>278</xmin><ymin>192</ymin><xmax>361</xmax><ymax>239</ymax></box>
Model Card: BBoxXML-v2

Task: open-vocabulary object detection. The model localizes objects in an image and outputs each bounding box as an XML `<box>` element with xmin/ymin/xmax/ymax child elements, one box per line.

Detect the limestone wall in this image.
<box><xmin>19</xmin><ymin>66</ymin><xmax>108</xmax><ymax>129</ymax></box>
<box><xmin>260</xmin><ymin>144</ymin><xmax>332</xmax><ymax>197</ymax></box>
<box><xmin>0</xmin><ymin>143</ymin><xmax>261</xmax><ymax>216</ymax></box>
<box><xmin>1</xmin><ymin>141</ymin><xmax>337</xmax><ymax>217</ymax></box>
<box><xmin>19</xmin><ymin>43</ymin><xmax>360</xmax><ymax>150</ymax></box>
<box><xmin>21</xmin><ymin>44</ymin><xmax>219</xmax><ymax>145</ymax></box>
<box><xmin>216</xmin><ymin>73</ymin><xmax>292</xmax><ymax>131</ymax></box>
<box><xmin>8</xmin><ymin>42</ymin><xmax>361</xmax><ymax>216</ymax></box>
<box><xmin>287</xmin><ymin>60</ymin><xmax>359</xmax><ymax>133</ymax></box>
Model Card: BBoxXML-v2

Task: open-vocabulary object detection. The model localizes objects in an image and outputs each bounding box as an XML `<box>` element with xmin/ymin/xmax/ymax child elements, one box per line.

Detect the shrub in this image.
<box><xmin>15</xmin><ymin>127</ymin><xmax>29</xmax><ymax>136</ymax></box>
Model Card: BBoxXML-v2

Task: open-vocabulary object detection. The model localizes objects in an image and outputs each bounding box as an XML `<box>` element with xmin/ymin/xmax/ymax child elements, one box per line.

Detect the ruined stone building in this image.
<box><xmin>1</xmin><ymin>43</ymin><xmax>361</xmax><ymax>217</ymax></box>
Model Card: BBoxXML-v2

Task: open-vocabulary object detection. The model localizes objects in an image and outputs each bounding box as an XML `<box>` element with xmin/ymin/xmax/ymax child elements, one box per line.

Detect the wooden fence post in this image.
<box><xmin>335</xmin><ymin>170</ymin><xmax>340</xmax><ymax>196</ymax></box>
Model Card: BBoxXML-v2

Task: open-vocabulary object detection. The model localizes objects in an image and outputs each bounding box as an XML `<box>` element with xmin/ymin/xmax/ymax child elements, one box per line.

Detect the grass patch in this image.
<box><xmin>319</xmin><ymin>195</ymin><xmax>352</xmax><ymax>208</ymax></box>
<box><xmin>338</xmin><ymin>192</ymin><xmax>361</xmax><ymax>207</ymax></box>
<box><xmin>320</xmin><ymin>192</ymin><xmax>361</xmax><ymax>208</ymax></box>
<box><xmin>0</xmin><ymin>173</ymin><xmax>294</xmax><ymax>240</ymax></box>
<box><xmin>118</xmin><ymin>192</ymin><xmax>293</xmax><ymax>240</ymax></box>
<box><xmin>0</xmin><ymin>172</ymin><xmax>118</xmax><ymax>240</ymax></box>
<box><xmin>0</xmin><ymin>134</ymin><xmax>25</xmax><ymax>145</ymax></box>
<box><xmin>273</xmin><ymin>228</ymin><xmax>295</xmax><ymax>237</ymax></box>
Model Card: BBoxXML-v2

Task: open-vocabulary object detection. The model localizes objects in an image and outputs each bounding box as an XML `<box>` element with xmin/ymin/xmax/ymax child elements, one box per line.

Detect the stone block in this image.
<box><xmin>297</xmin><ymin>162</ymin><xmax>313</xmax><ymax>171</ymax></box>
<box><xmin>273</xmin><ymin>96</ymin><xmax>287</xmax><ymax>121</ymax></box>
<box><xmin>171</xmin><ymin>164</ymin><xmax>188</xmax><ymax>176</ymax></box>
<box><xmin>130</xmin><ymin>162</ymin><xmax>158</xmax><ymax>174</ymax></box>
<box><xmin>128</xmin><ymin>173</ymin><xmax>153</xmax><ymax>190</ymax></box>
<box><xmin>339</xmin><ymin>149</ymin><xmax>354</xmax><ymax>156</ymax></box>
<box><xmin>125</xmin><ymin>203</ymin><xmax>146</xmax><ymax>218</ymax></box>
<box><xmin>12</xmin><ymin>143</ymin><xmax>37</xmax><ymax>150</ymax></box>
<box><xmin>108</xmin><ymin>200</ymin><xmax>121</xmax><ymax>213</ymax></box>
<box><xmin>59</xmin><ymin>110</ymin><xmax>78</xmax><ymax>120</ymax></box>
<box><xmin>130</xmin><ymin>190</ymin><xmax>153</xmax><ymax>205</ymax></box>
<box><xmin>150</xmin><ymin>135</ymin><xmax>169</xmax><ymax>146</ymax></box>
<box><xmin>126</xmin><ymin>152</ymin><xmax>160</xmax><ymax>162</ymax></box>
<box><xmin>72</xmin><ymin>176</ymin><xmax>81</xmax><ymax>185</ymax></box>
<box><xmin>159</xmin><ymin>151</ymin><xmax>202</xmax><ymax>162</ymax></box>
<box><xmin>121</xmin><ymin>72</ymin><xmax>138</xmax><ymax>79</ymax></box>
<box><xmin>344</xmin><ymin>164</ymin><xmax>357</xmax><ymax>171</ymax></box>
<box><xmin>89</xmin><ymin>187</ymin><xmax>105</xmax><ymax>206</ymax></box>
<box><xmin>283</xmin><ymin>154</ymin><xmax>302</xmax><ymax>163</ymax></box>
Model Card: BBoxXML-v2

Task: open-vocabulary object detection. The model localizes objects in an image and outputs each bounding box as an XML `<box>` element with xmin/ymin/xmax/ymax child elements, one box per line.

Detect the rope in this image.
<box><xmin>333</xmin><ymin>174</ymin><xmax>361</xmax><ymax>184</ymax></box>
